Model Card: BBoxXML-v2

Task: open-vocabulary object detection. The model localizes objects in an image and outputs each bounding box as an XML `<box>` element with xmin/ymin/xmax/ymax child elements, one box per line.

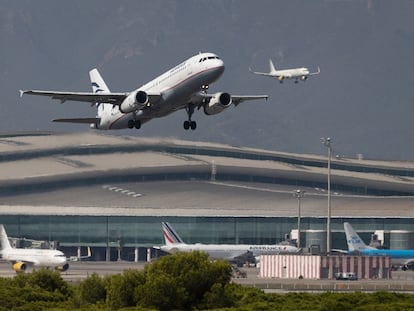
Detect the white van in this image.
<box><xmin>335</xmin><ymin>272</ymin><xmax>358</xmax><ymax>280</ymax></box>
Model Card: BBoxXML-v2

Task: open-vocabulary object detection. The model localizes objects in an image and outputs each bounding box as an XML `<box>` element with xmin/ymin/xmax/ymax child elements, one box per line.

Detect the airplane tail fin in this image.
<box><xmin>269</xmin><ymin>59</ymin><xmax>277</xmax><ymax>73</ymax></box>
<box><xmin>89</xmin><ymin>68</ymin><xmax>111</xmax><ymax>94</ymax></box>
<box><xmin>344</xmin><ymin>222</ymin><xmax>371</xmax><ymax>252</ymax></box>
<box><xmin>89</xmin><ymin>68</ymin><xmax>110</xmax><ymax>119</ymax></box>
<box><xmin>0</xmin><ymin>225</ymin><xmax>12</xmax><ymax>250</ymax></box>
<box><xmin>162</xmin><ymin>222</ymin><xmax>185</xmax><ymax>246</ymax></box>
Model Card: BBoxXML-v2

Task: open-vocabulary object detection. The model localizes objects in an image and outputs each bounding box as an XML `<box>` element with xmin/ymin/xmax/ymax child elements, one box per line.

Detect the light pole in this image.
<box><xmin>321</xmin><ymin>137</ymin><xmax>332</xmax><ymax>255</ymax></box>
<box><xmin>293</xmin><ymin>189</ymin><xmax>305</xmax><ymax>248</ymax></box>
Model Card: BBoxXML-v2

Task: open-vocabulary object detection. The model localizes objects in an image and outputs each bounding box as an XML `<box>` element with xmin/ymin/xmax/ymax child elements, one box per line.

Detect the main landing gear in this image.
<box><xmin>184</xmin><ymin>105</ymin><xmax>196</xmax><ymax>130</ymax></box>
<box><xmin>128</xmin><ymin>119</ymin><xmax>141</xmax><ymax>129</ymax></box>
<box><xmin>183</xmin><ymin>84</ymin><xmax>209</xmax><ymax>131</ymax></box>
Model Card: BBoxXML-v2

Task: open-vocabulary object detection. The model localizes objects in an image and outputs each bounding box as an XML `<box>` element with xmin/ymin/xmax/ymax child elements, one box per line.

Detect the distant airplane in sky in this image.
<box><xmin>344</xmin><ymin>222</ymin><xmax>414</xmax><ymax>270</ymax></box>
<box><xmin>250</xmin><ymin>59</ymin><xmax>320</xmax><ymax>83</ymax></box>
<box><xmin>0</xmin><ymin>225</ymin><xmax>69</xmax><ymax>273</ymax></box>
<box><xmin>158</xmin><ymin>222</ymin><xmax>299</xmax><ymax>261</ymax></box>
<box><xmin>20</xmin><ymin>52</ymin><xmax>268</xmax><ymax>131</ymax></box>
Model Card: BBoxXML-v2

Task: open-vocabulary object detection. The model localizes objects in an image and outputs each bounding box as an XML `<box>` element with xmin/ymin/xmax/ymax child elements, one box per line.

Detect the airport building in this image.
<box><xmin>0</xmin><ymin>132</ymin><xmax>413</xmax><ymax>261</ymax></box>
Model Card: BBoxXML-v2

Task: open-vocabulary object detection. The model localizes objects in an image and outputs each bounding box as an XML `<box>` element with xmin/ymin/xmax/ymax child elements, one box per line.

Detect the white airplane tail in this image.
<box><xmin>162</xmin><ymin>222</ymin><xmax>185</xmax><ymax>246</ymax></box>
<box><xmin>0</xmin><ymin>225</ymin><xmax>12</xmax><ymax>250</ymax></box>
<box><xmin>269</xmin><ymin>59</ymin><xmax>277</xmax><ymax>73</ymax></box>
<box><xmin>344</xmin><ymin>222</ymin><xmax>374</xmax><ymax>252</ymax></box>
<box><xmin>89</xmin><ymin>68</ymin><xmax>111</xmax><ymax>94</ymax></box>
<box><xmin>89</xmin><ymin>68</ymin><xmax>111</xmax><ymax>119</ymax></box>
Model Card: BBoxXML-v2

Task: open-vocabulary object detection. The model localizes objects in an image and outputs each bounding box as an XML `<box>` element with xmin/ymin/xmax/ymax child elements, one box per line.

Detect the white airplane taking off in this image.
<box><xmin>0</xmin><ymin>225</ymin><xmax>69</xmax><ymax>273</ymax></box>
<box><xmin>158</xmin><ymin>222</ymin><xmax>299</xmax><ymax>261</ymax></box>
<box><xmin>20</xmin><ymin>52</ymin><xmax>268</xmax><ymax>131</ymax></box>
<box><xmin>250</xmin><ymin>59</ymin><xmax>320</xmax><ymax>83</ymax></box>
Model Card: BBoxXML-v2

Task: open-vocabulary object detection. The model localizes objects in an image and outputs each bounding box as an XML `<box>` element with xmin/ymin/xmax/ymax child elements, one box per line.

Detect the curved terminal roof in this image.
<box><xmin>0</xmin><ymin>132</ymin><xmax>413</xmax><ymax>218</ymax></box>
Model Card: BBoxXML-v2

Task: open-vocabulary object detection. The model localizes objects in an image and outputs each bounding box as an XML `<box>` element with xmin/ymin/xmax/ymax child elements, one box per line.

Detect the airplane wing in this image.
<box><xmin>309</xmin><ymin>66</ymin><xmax>321</xmax><ymax>76</ymax></box>
<box><xmin>249</xmin><ymin>67</ymin><xmax>274</xmax><ymax>77</ymax></box>
<box><xmin>20</xmin><ymin>90</ymin><xmax>127</xmax><ymax>104</ymax></box>
<box><xmin>230</xmin><ymin>95</ymin><xmax>268</xmax><ymax>106</ymax></box>
<box><xmin>331</xmin><ymin>248</ymin><xmax>349</xmax><ymax>254</ymax></box>
<box><xmin>20</xmin><ymin>90</ymin><xmax>162</xmax><ymax>105</ymax></box>
<box><xmin>53</xmin><ymin>118</ymin><xmax>101</xmax><ymax>124</ymax></box>
<box><xmin>194</xmin><ymin>93</ymin><xmax>268</xmax><ymax>108</ymax></box>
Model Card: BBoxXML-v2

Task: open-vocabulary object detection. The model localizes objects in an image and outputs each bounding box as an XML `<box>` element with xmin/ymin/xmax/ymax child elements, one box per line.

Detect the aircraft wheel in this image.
<box><xmin>128</xmin><ymin>120</ymin><xmax>134</xmax><ymax>129</ymax></box>
<box><xmin>190</xmin><ymin>121</ymin><xmax>197</xmax><ymax>130</ymax></box>
<box><xmin>134</xmin><ymin>120</ymin><xmax>141</xmax><ymax>129</ymax></box>
<box><xmin>183</xmin><ymin>120</ymin><xmax>190</xmax><ymax>130</ymax></box>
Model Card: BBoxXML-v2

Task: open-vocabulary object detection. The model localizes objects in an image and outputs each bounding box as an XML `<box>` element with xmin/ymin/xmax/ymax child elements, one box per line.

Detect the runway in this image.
<box><xmin>1</xmin><ymin>261</ymin><xmax>414</xmax><ymax>292</ymax></box>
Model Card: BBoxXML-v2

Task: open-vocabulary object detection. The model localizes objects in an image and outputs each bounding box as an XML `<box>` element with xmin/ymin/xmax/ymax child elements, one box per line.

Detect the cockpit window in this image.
<box><xmin>199</xmin><ymin>56</ymin><xmax>220</xmax><ymax>62</ymax></box>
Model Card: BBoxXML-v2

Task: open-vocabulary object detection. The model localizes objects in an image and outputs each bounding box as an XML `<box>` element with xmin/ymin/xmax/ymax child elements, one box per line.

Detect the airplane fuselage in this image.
<box><xmin>273</xmin><ymin>67</ymin><xmax>310</xmax><ymax>79</ymax></box>
<box><xmin>358</xmin><ymin>249</ymin><xmax>414</xmax><ymax>266</ymax></box>
<box><xmin>98</xmin><ymin>53</ymin><xmax>225</xmax><ymax>130</ymax></box>
<box><xmin>161</xmin><ymin>243</ymin><xmax>298</xmax><ymax>260</ymax></box>
<box><xmin>1</xmin><ymin>248</ymin><xmax>67</xmax><ymax>267</ymax></box>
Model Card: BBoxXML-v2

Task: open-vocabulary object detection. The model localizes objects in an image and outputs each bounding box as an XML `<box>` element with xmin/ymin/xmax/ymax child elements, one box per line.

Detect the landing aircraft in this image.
<box><xmin>344</xmin><ymin>222</ymin><xmax>414</xmax><ymax>270</ymax></box>
<box><xmin>20</xmin><ymin>52</ymin><xmax>268</xmax><ymax>130</ymax></box>
<box><xmin>0</xmin><ymin>225</ymin><xmax>69</xmax><ymax>272</ymax></box>
<box><xmin>158</xmin><ymin>222</ymin><xmax>299</xmax><ymax>261</ymax></box>
<box><xmin>250</xmin><ymin>59</ymin><xmax>320</xmax><ymax>83</ymax></box>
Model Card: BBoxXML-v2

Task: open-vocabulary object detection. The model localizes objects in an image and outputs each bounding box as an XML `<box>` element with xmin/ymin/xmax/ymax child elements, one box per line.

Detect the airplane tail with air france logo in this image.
<box><xmin>162</xmin><ymin>222</ymin><xmax>185</xmax><ymax>246</ymax></box>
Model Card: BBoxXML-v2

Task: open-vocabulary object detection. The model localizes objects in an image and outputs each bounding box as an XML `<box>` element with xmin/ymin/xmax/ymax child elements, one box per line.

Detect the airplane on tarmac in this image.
<box><xmin>344</xmin><ymin>222</ymin><xmax>414</xmax><ymax>270</ymax></box>
<box><xmin>158</xmin><ymin>222</ymin><xmax>299</xmax><ymax>261</ymax></box>
<box><xmin>250</xmin><ymin>59</ymin><xmax>320</xmax><ymax>83</ymax></box>
<box><xmin>20</xmin><ymin>52</ymin><xmax>268</xmax><ymax>131</ymax></box>
<box><xmin>0</xmin><ymin>225</ymin><xmax>69</xmax><ymax>272</ymax></box>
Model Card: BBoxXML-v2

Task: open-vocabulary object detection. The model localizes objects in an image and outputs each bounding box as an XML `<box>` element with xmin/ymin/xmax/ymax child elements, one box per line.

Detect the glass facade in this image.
<box><xmin>1</xmin><ymin>214</ymin><xmax>412</xmax><ymax>261</ymax></box>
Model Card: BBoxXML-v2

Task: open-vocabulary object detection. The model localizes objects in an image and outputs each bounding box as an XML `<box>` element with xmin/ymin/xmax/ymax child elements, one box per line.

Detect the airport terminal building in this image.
<box><xmin>0</xmin><ymin>132</ymin><xmax>413</xmax><ymax>261</ymax></box>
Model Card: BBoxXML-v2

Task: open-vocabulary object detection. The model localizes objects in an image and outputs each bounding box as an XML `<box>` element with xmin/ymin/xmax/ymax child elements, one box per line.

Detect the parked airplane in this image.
<box><xmin>344</xmin><ymin>222</ymin><xmax>414</xmax><ymax>270</ymax></box>
<box><xmin>158</xmin><ymin>222</ymin><xmax>299</xmax><ymax>261</ymax></box>
<box><xmin>20</xmin><ymin>52</ymin><xmax>268</xmax><ymax>130</ymax></box>
<box><xmin>68</xmin><ymin>246</ymin><xmax>91</xmax><ymax>262</ymax></box>
<box><xmin>250</xmin><ymin>59</ymin><xmax>320</xmax><ymax>83</ymax></box>
<box><xmin>0</xmin><ymin>225</ymin><xmax>69</xmax><ymax>272</ymax></box>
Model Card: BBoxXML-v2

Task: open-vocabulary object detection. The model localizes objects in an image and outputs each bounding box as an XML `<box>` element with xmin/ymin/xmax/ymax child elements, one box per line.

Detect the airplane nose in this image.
<box><xmin>216</xmin><ymin>60</ymin><xmax>225</xmax><ymax>74</ymax></box>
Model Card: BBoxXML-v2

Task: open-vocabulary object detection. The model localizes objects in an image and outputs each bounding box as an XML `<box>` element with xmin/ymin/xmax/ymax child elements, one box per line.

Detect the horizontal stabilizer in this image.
<box><xmin>53</xmin><ymin>118</ymin><xmax>100</xmax><ymax>124</ymax></box>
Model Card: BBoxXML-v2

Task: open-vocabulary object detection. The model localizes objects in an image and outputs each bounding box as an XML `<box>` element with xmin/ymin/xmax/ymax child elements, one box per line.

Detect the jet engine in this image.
<box><xmin>12</xmin><ymin>262</ymin><xmax>27</xmax><ymax>272</ymax></box>
<box><xmin>203</xmin><ymin>92</ymin><xmax>232</xmax><ymax>115</ymax></box>
<box><xmin>300</xmin><ymin>76</ymin><xmax>308</xmax><ymax>81</ymax></box>
<box><xmin>119</xmin><ymin>90</ymin><xmax>148</xmax><ymax>113</ymax></box>
<box><xmin>56</xmin><ymin>263</ymin><xmax>69</xmax><ymax>272</ymax></box>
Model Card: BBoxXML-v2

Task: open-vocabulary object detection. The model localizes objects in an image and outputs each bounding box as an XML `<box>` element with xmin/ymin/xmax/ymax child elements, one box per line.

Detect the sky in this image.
<box><xmin>1</xmin><ymin>0</ymin><xmax>413</xmax><ymax>160</ymax></box>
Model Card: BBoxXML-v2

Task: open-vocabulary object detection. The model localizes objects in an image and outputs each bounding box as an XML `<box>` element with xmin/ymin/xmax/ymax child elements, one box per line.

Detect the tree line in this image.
<box><xmin>0</xmin><ymin>251</ymin><xmax>413</xmax><ymax>310</ymax></box>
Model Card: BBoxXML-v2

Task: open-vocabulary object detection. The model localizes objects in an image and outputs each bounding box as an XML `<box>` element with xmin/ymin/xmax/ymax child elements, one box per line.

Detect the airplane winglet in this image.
<box><xmin>310</xmin><ymin>66</ymin><xmax>321</xmax><ymax>76</ymax></box>
<box><xmin>19</xmin><ymin>90</ymin><xmax>25</xmax><ymax>98</ymax></box>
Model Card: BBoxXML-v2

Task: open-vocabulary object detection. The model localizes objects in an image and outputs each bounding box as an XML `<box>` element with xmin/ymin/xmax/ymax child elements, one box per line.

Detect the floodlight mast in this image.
<box><xmin>321</xmin><ymin>137</ymin><xmax>332</xmax><ymax>256</ymax></box>
<box><xmin>293</xmin><ymin>189</ymin><xmax>305</xmax><ymax>248</ymax></box>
